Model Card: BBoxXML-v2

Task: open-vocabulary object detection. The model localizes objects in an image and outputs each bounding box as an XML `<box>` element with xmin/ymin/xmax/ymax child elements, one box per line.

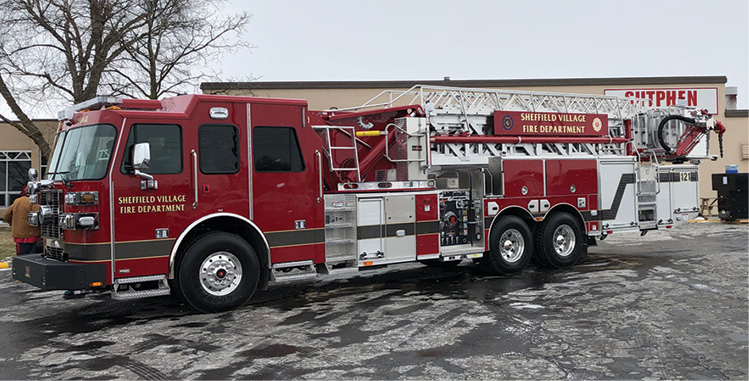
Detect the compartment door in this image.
<box><xmin>357</xmin><ymin>198</ymin><xmax>384</xmax><ymax>262</ymax></box>
<box><xmin>658</xmin><ymin>165</ymin><xmax>700</xmax><ymax>224</ymax></box>
<box><xmin>384</xmin><ymin>195</ymin><xmax>416</xmax><ymax>262</ymax></box>
<box><xmin>599</xmin><ymin>159</ymin><xmax>638</xmax><ymax>230</ymax></box>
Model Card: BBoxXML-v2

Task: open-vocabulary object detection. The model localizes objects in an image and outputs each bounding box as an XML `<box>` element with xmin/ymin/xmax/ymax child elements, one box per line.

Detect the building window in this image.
<box><xmin>121</xmin><ymin>124</ymin><xmax>183</xmax><ymax>174</ymax></box>
<box><xmin>40</xmin><ymin>151</ymin><xmax>48</xmax><ymax>177</ymax></box>
<box><xmin>0</xmin><ymin>151</ymin><xmax>32</xmax><ymax>207</ymax></box>
<box><xmin>253</xmin><ymin>127</ymin><xmax>305</xmax><ymax>172</ymax></box>
<box><xmin>199</xmin><ymin>125</ymin><xmax>240</xmax><ymax>174</ymax></box>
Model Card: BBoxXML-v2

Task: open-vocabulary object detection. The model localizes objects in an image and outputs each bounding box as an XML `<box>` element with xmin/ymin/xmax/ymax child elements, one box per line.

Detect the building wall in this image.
<box><xmin>0</xmin><ymin>120</ymin><xmax>59</xmax><ymax>208</ymax></box>
<box><xmin>203</xmin><ymin>77</ymin><xmax>747</xmax><ymax>200</ymax></box>
<box><xmin>698</xmin><ymin>110</ymin><xmax>749</xmax><ymax>199</ymax></box>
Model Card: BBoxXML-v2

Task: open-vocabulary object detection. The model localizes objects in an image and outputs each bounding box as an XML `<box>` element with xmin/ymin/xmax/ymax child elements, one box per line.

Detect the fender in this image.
<box><xmin>168</xmin><ymin>212</ymin><xmax>271</xmax><ymax>279</ymax></box>
<box><xmin>487</xmin><ymin>205</ymin><xmax>535</xmax><ymax>231</ymax></box>
<box><xmin>543</xmin><ymin>202</ymin><xmax>588</xmax><ymax>234</ymax></box>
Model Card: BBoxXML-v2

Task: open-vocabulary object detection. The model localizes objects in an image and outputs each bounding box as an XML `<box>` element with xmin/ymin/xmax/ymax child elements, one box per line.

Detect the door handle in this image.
<box><xmin>191</xmin><ymin>150</ymin><xmax>198</xmax><ymax>209</ymax></box>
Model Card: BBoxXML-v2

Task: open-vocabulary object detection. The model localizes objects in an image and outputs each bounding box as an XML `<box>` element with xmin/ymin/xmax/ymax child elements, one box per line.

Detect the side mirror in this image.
<box><xmin>28</xmin><ymin>168</ymin><xmax>38</xmax><ymax>181</ymax></box>
<box><xmin>132</xmin><ymin>142</ymin><xmax>157</xmax><ymax>190</ymax></box>
<box><xmin>133</xmin><ymin>142</ymin><xmax>151</xmax><ymax>170</ymax></box>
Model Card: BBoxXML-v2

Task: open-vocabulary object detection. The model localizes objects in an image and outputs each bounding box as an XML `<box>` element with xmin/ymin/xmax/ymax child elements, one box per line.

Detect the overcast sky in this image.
<box><xmin>224</xmin><ymin>0</ymin><xmax>749</xmax><ymax>108</ymax></box>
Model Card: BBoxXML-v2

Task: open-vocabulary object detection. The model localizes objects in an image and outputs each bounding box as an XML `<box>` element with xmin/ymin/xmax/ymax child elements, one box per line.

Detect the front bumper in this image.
<box><xmin>12</xmin><ymin>255</ymin><xmax>106</xmax><ymax>290</ymax></box>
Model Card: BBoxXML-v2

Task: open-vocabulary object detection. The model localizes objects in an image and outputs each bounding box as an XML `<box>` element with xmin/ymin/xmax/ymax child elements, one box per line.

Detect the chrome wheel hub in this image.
<box><xmin>553</xmin><ymin>225</ymin><xmax>575</xmax><ymax>257</ymax></box>
<box><xmin>200</xmin><ymin>251</ymin><xmax>242</xmax><ymax>296</ymax></box>
<box><xmin>499</xmin><ymin>228</ymin><xmax>525</xmax><ymax>263</ymax></box>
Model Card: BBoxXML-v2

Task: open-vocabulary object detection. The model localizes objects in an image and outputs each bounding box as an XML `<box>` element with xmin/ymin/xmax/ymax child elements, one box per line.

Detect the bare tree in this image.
<box><xmin>109</xmin><ymin>0</ymin><xmax>250</xmax><ymax>99</ymax></box>
<box><xmin>0</xmin><ymin>0</ymin><xmax>250</xmax><ymax>159</ymax></box>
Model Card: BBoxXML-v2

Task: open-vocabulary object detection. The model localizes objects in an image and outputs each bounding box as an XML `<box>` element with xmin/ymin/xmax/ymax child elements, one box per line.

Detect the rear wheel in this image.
<box><xmin>177</xmin><ymin>232</ymin><xmax>259</xmax><ymax>313</ymax></box>
<box><xmin>482</xmin><ymin>215</ymin><xmax>533</xmax><ymax>274</ymax></box>
<box><xmin>534</xmin><ymin>212</ymin><xmax>584</xmax><ymax>268</ymax></box>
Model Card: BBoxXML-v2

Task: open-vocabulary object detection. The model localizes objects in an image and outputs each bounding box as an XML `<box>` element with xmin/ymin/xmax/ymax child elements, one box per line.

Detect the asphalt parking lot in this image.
<box><xmin>0</xmin><ymin>222</ymin><xmax>747</xmax><ymax>380</ymax></box>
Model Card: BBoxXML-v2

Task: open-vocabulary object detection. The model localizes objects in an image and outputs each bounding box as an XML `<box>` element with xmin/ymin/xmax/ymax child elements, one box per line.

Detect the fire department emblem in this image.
<box><xmin>501</xmin><ymin>115</ymin><xmax>514</xmax><ymax>131</ymax></box>
<box><xmin>592</xmin><ymin>117</ymin><xmax>603</xmax><ymax>132</ymax></box>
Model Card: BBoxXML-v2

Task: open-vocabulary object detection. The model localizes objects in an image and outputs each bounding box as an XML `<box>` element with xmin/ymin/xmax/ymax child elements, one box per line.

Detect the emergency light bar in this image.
<box><xmin>58</xmin><ymin>96</ymin><xmax>162</xmax><ymax>120</ymax></box>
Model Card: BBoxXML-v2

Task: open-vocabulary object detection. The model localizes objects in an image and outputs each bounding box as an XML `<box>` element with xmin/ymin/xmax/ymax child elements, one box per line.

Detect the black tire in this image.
<box><xmin>420</xmin><ymin>259</ymin><xmax>462</xmax><ymax>268</ymax></box>
<box><xmin>474</xmin><ymin>255</ymin><xmax>499</xmax><ymax>274</ymax></box>
<box><xmin>534</xmin><ymin>212</ymin><xmax>584</xmax><ymax>268</ymax></box>
<box><xmin>177</xmin><ymin>232</ymin><xmax>260</xmax><ymax>313</ymax></box>
<box><xmin>483</xmin><ymin>215</ymin><xmax>534</xmax><ymax>274</ymax></box>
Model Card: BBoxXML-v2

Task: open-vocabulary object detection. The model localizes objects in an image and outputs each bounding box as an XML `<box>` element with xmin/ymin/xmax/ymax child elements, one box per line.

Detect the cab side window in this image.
<box><xmin>253</xmin><ymin>127</ymin><xmax>305</xmax><ymax>172</ymax></box>
<box><xmin>199</xmin><ymin>124</ymin><xmax>240</xmax><ymax>174</ymax></box>
<box><xmin>121</xmin><ymin>124</ymin><xmax>182</xmax><ymax>174</ymax></box>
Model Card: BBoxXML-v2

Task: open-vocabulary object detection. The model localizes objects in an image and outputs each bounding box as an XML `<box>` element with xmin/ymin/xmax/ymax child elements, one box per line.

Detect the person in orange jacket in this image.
<box><xmin>3</xmin><ymin>187</ymin><xmax>41</xmax><ymax>255</ymax></box>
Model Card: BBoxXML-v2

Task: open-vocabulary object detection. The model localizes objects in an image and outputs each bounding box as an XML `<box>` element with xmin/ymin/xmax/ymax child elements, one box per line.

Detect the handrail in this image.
<box><xmin>315</xmin><ymin>150</ymin><xmax>323</xmax><ymax>203</ymax></box>
<box><xmin>650</xmin><ymin>151</ymin><xmax>661</xmax><ymax>195</ymax></box>
<box><xmin>191</xmin><ymin>150</ymin><xmax>198</xmax><ymax>209</ymax></box>
<box><xmin>383</xmin><ymin>123</ymin><xmax>428</xmax><ymax>164</ymax></box>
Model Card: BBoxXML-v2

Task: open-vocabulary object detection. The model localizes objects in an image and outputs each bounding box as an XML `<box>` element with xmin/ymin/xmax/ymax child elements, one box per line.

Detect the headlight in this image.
<box><xmin>38</xmin><ymin>206</ymin><xmax>53</xmax><ymax>225</ymax></box>
<box><xmin>59</xmin><ymin>213</ymin><xmax>99</xmax><ymax>230</ymax></box>
<box><xmin>64</xmin><ymin>191</ymin><xmax>98</xmax><ymax>206</ymax></box>
<box><xmin>28</xmin><ymin>211</ymin><xmax>39</xmax><ymax>226</ymax></box>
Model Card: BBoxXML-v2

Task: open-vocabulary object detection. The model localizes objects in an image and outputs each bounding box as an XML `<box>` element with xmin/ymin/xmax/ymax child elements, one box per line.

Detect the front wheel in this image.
<box><xmin>177</xmin><ymin>232</ymin><xmax>260</xmax><ymax>313</ymax></box>
<box><xmin>534</xmin><ymin>212</ymin><xmax>584</xmax><ymax>268</ymax></box>
<box><xmin>482</xmin><ymin>215</ymin><xmax>534</xmax><ymax>274</ymax></box>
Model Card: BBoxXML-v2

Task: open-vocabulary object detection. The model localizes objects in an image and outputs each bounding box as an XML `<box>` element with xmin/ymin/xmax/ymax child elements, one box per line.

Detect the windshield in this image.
<box><xmin>46</xmin><ymin>124</ymin><xmax>117</xmax><ymax>181</ymax></box>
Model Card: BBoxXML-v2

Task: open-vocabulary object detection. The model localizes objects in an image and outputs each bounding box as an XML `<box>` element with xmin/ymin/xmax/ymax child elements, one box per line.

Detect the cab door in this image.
<box><xmin>111</xmin><ymin>120</ymin><xmax>192</xmax><ymax>278</ymax></box>
<box><xmin>191</xmin><ymin>102</ymin><xmax>250</xmax><ymax>221</ymax></box>
<box><xmin>249</xmin><ymin>102</ymin><xmax>325</xmax><ymax>264</ymax></box>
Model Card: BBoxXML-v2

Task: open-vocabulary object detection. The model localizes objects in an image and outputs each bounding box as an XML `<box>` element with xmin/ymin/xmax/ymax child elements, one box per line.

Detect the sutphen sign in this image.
<box><xmin>604</xmin><ymin>87</ymin><xmax>719</xmax><ymax>114</ymax></box>
<box><xmin>494</xmin><ymin>111</ymin><xmax>608</xmax><ymax>136</ymax></box>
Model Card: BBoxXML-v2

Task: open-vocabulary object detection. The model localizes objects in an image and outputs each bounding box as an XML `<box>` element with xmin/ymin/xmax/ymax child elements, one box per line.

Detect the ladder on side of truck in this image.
<box><xmin>334</xmin><ymin>85</ymin><xmax>656</xmax><ymax>165</ymax></box>
<box><xmin>312</xmin><ymin>125</ymin><xmax>362</xmax><ymax>182</ymax></box>
<box><xmin>424</xmin><ymin>87</ymin><xmax>649</xmax><ymax>164</ymax></box>
<box><xmin>334</xmin><ymin>85</ymin><xmax>651</xmax><ymax>123</ymax></box>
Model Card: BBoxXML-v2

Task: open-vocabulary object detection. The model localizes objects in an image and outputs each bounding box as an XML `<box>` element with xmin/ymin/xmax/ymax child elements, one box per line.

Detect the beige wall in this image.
<box><xmin>0</xmin><ymin>120</ymin><xmax>59</xmax><ymax>171</ymax></box>
<box><xmin>207</xmin><ymin>80</ymin><xmax>747</xmax><ymax>200</ymax></box>
<box><xmin>698</xmin><ymin>112</ymin><xmax>749</xmax><ymax>198</ymax></box>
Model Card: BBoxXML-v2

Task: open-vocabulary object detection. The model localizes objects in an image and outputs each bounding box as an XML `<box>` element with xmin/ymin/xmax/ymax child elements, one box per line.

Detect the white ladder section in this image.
<box><xmin>336</xmin><ymin>85</ymin><xmax>651</xmax><ymax>119</ymax></box>
<box><xmin>312</xmin><ymin>125</ymin><xmax>362</xmax><ymax>181</ymax></box>
<box><xmin>332</xmin><ymin>85</ymin><xmax>658</xmax><ymax>164</ymax></box>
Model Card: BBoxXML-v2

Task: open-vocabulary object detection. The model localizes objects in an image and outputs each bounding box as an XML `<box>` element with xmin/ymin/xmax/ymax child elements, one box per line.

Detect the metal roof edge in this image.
<box><xmin>725</xmin><ymin>109</ymin><xmax>749</xmax><ymax>118</ymax></box>
<box><xmin>201</xmin><ymin>76</ymin><xmax>728</xmax><ymax>91</ymax></box>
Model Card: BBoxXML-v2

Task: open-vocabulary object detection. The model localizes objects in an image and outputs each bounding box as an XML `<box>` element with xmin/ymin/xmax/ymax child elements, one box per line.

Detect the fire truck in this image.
<box><xmin>13</xmin><ymin>85</ymin><xmax>726</xmax><ymax>312</ymax></box>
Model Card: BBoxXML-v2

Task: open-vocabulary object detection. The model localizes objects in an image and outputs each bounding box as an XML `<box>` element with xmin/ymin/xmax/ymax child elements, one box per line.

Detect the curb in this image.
<box><xmin>688</xmin><ymin>219</ymin><xmax>721</xmax><ymax>223</ymax></box>
<box><xmin>0</xmin><ymin>262</ymin><xmax>9</xmax><ymax>269</ymax></box>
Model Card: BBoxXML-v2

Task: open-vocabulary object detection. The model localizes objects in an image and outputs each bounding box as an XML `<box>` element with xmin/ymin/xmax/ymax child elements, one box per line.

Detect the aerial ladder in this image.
<box><xmin>310</xmin><ymin>85</ymin><xmax>726</xmax><ymax>234</ymax></box>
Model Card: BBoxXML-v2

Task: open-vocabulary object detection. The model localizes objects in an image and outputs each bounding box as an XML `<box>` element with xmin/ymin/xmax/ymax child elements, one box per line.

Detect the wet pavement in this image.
<box><xmin>0</xmin><ymin>222</ymin><xmax>747</xmax><ymax>380</ymax></box>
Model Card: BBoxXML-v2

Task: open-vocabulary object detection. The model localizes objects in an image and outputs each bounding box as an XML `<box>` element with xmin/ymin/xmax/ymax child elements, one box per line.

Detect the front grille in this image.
<box><xmin>39</xmin><ymin>190</ymin><xmax>62</xmax><ymax>239</ymax></box>
<box><xmin>45</xmin><ymin>245</ymin><xmax>67</xmax><ymax>261</ymax></box>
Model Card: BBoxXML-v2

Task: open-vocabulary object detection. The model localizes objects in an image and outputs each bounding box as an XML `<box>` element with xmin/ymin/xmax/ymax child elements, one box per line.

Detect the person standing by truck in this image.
<box><xmin>3</xmin><ymin>187</ymin><xmax>41</xmax><ymax>255</ymax></box>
